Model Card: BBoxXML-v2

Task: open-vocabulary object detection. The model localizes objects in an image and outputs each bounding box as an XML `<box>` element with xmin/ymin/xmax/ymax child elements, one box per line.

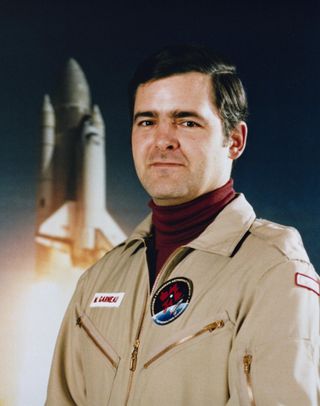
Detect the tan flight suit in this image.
<box><xmin>46</xmin><ymin>194</ymin><xmax>320</xmax><ymax>405</ymax></box>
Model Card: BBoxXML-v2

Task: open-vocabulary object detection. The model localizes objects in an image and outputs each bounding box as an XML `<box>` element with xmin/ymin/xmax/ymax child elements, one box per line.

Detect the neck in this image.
<box><xmin>147</xmin><ymin>179</ymin><xmax>236</xmax><ymax>281</ymax></box>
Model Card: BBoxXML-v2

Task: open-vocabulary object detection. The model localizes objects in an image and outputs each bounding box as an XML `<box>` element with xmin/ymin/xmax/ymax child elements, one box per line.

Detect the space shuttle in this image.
<box><xmin>35</xmin><ymin>59</ymin><xmax>126</xmax><ymax>271</ymax></box>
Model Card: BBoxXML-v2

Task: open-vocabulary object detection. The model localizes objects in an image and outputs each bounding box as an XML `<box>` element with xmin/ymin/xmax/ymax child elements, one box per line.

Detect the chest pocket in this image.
<box><xmin>144</xmin><ymin>318</ymin><xmax>226</xmax><ymax>368</ymax></box>
<box><xmin>137</xmin><ymin>314</ymin><xmax>234</xmax><ymax>405</ymax></box>
<box><xmin>76</xmin><ymin>308</ymin><xmax>121</xmax><ymax>403</ymax></box>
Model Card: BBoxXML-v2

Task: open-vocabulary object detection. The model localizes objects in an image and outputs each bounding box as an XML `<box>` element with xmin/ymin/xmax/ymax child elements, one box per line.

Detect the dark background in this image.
<box><xmin>0</xmin><ymin>0</ymin><xmax>319</xmax><ymax>271</ymax></box>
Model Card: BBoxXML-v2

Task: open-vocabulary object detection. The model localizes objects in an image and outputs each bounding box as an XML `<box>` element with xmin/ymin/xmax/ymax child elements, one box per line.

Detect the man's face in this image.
<box><xmin>131</xmin><ymin>72</ymin><xmax>236</xmax><ymax>206</ymax></box>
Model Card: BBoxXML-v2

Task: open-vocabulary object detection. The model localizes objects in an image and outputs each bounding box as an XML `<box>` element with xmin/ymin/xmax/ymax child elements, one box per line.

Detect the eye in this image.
<box><xmin>181</xmin><ymin>121</ymin><xmax>200</xmax><ymax>128</ymax></box>
<box><xmin>138</xmin><ymin>120</ymin><xmax>154</xmax><ymax>127</ymax></box>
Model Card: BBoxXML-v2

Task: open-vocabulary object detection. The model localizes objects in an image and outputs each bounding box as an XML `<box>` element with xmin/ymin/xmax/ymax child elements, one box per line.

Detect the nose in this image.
<box><xmin>154</xmin><ymin>123</ymin><xmax>179</xmax><ymax>151</ymax></box>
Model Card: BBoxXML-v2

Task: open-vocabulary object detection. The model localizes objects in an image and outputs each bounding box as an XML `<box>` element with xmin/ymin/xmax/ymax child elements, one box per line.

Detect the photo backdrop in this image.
<box><xmin>0</xmin><ymin>1</ymin><xmax>319</xmax><ymax>404</ymax></box>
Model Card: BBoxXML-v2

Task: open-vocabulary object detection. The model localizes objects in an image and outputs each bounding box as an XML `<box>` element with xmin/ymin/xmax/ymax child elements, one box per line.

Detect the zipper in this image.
<box><xmin>124</xmin><ymin>291</ymin><xmax>148</xmax><ymax>406</ymax></box>
<box><xmin>76</xmin><ymin>315</ymin><xmax>119</xmax><ymax>369</ymax></box>
<box><xmin>124</xmin><ymin>244</ymin><xmax>188</xmax><ymax>405</ymax></box>
<box><xmin>243</xmin><ymin>354</ymin><xmax>256</xmax><ymax>406</ymax></box>
<box><xmin>144</xmin><ymin>319</ymin><xmax>225</xmax><ymax>369</ymax></box>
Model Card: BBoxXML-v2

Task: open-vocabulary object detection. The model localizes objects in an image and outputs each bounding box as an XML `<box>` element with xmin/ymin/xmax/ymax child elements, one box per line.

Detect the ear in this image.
<box><xmin>228</xmin><ymin>122</ymin><xmax>247</xmax><ymax>160</ymax></box>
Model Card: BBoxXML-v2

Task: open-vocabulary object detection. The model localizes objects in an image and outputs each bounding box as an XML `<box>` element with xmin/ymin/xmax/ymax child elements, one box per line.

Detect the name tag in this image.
<box><xmin>90</xmin><ymin>292</ymin><xmax>125</xmax><ymax>308</ymax></box>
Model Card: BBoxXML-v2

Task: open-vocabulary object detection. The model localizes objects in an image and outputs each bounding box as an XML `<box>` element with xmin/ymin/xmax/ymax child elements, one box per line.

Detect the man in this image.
<box><xmin>46</xmin><ymin>45</ymin><xmax>319</xmax><ymax>405</ymax></box>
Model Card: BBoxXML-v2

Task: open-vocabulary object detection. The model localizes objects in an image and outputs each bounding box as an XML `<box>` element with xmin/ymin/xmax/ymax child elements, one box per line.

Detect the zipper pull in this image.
<box><xmin>243</xmin><ymin>354</ymin><xmax>255</xmax><ymax>405</ymax></box>
<box><xmin>243</xmin><ymin>354</ymin><xmax>252</xmax><ymax>375</ymax></box>
<box><xmin>207</xmin><ymin>319</ymin><xmax>225</xmax><ymax>332</ymax></box>
<box><xmin>76</xmin><ymin>317</ymin><xmax>82</xmax><ymax>327</ymax></box>
<box><xmin>130</xmin><ymin>339</ymin><xmax>140</xmax><ymax>371</ymax></box>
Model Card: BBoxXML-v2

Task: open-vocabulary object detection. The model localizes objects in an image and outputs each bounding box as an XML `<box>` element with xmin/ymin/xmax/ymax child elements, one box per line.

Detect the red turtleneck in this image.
<box><xmin>147</xmin><ymin>179</ymin><xmax>236</xmax><ymax>283</ymax></box>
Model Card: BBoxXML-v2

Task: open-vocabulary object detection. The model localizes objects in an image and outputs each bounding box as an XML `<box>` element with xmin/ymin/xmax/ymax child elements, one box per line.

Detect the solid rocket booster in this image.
<box><xmin>37</xmin><ymin>95</ymin><xmax>55</xmax><ymax>225</ymax></box>
<box><xmin>35</xmin><ymin>59</ymin><xmax>126</xmax><ymax>269</ymax></box>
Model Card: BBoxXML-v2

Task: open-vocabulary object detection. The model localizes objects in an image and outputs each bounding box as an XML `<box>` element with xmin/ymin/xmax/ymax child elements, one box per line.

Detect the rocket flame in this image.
<box><xmin>1</xmin><ymin>249</ymin><xmax>85</xmax><ymax>406</ymax></box>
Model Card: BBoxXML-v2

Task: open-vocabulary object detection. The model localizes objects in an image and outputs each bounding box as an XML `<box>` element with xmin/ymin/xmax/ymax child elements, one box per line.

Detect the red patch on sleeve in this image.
<box><xmin>295</xmin><ymin>273</ymin><xmax>320</xmax><ymax>296</ymax></box>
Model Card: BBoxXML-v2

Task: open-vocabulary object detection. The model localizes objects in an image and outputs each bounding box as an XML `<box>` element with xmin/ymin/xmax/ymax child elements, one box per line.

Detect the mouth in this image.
<box><xmin>149</xmin><ymin>162</ymin><xmax>185</xmax><ymax>168</ymax></box>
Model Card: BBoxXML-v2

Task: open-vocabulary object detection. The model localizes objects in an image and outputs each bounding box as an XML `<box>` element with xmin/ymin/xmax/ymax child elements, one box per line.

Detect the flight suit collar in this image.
<box><xmin>125</xmin><ymin>194</ymin><xmax>256</xmax><ymax>257</ymax></box>
<box><xmin>187</xmin><ymin>194</ymin><xmax>256</xmax><ymax>256</ymax></box>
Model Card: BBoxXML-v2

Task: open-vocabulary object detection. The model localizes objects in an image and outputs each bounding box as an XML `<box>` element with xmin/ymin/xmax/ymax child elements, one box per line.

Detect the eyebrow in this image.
<box><xmin>171</xmin><ymin>110</ymin><xmax>205</xmax><ymax>121</ymax></box>
<box><xmin>133</xmin><ymin>111</ymin><xmax>157</xmax><ymax>122</ymax></box>
<box><xmin>133</xmin><ymin>110</ymin><xmax>206</xmax><ymax>123</ymax></box>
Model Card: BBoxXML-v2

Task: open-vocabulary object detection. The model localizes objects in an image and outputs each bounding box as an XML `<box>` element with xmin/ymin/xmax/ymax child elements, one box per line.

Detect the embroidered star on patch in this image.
<box><xmin>295</xmin><ymin>273</ymin><xmax>320</xmax><ymax>296</ymax></box>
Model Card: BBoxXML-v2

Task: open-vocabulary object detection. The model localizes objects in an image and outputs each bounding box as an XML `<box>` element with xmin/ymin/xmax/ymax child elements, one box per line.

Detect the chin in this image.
<box><xmin>150</xmin><ymin>187</ymin><xmax>186</xmax><ymax>199</ymax></box>
<box><xmin>143</xmin><ymin>177</ymin><xmax>194</xmax><ymax>202</ymax></box>
<box><xmin>151</xmin><ymin>190</ymin><xmax>192</xmax><ymax>205</ymax></box>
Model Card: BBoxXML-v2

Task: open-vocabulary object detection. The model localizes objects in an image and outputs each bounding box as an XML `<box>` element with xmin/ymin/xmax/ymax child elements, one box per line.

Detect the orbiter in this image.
<box><xmin>35</xmin><ymin>59</ymin><xmax>126</xmax><ymax>270</ymax></box>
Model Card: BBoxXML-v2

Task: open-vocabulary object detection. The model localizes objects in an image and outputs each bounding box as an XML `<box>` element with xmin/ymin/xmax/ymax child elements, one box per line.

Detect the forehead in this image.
<box><xmin>134</xmin><ymin>72</ymin><xmax>217</xmax><ymax>113</ymax></box>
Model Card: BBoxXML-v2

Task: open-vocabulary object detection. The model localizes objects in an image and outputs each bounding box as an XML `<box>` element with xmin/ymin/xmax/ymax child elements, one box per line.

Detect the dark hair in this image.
<box><xmin>128</xmin><ymin>44</ymin><xmax>248</xmax><ymax>139</ymax></box>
